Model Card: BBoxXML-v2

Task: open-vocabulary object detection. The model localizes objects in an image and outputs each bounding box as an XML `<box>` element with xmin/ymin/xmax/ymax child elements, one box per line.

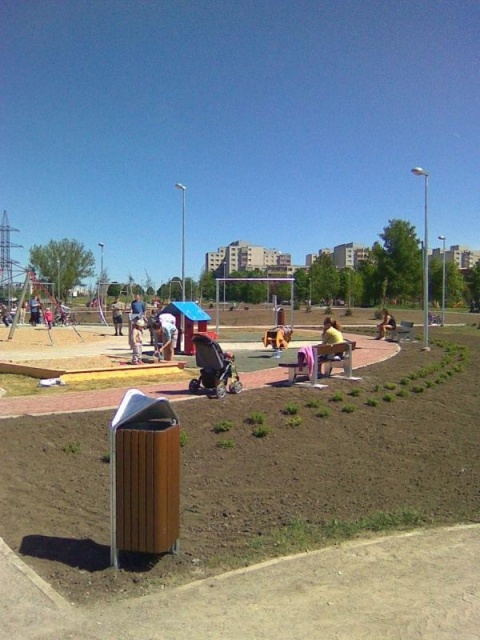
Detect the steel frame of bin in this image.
<box><xmin>110</xmin><ymin>419</ymin><xmax>180</xmax><ymax>570</ymax></box>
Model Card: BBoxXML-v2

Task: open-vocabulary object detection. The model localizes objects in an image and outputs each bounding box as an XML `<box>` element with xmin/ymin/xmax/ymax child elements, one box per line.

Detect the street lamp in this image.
<box><xmin>57</xmin><ymin>259</ymin><xmax>60</xmax><ymax>302</ymax></box>
<box><xmin>175</xmin><ymin>184</ymin><xmax>186</xmax><ymax>303</ymax></box>
<box><xmin>411</xmin><ymin>167</ymin><xmax>430</xmax><ymax>351</ymax></box>
<box><xmin>175</xmin><ymin>183</ymin><xmax>187</xmax><ymax>352</ymax></box>
<box><xmin>98</xmin><ymin>243</ymin><xmax>105</xmax><ymax>306</ymax></box>
<box><xmin>438</xmin><ymin>235</ymin><xmax>446</xmax><ymax>326</ymax></box>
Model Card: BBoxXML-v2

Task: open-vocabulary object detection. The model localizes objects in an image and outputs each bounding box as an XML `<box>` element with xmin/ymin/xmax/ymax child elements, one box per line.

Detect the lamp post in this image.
<box><xmin>411</xmin><ymin>167</ymin><xmax>430</xmax><ymax>351</ymax></box>
<box><xmin>56</xmin><ymin>259</ymin><xmax>60</xmax><ymax>302</ymax></box>
<box><xmin>175</xmin><ymin>184</ymin><xmax>186</xmax><ymax>302</ymax></box>
<box><xmin>98</xmin><ymin>242</ymin><xmax>104</xmax><ymax>306</ymax></box>
<box><xmin>223</xmin><ymin>260</ymin><xmax>227</xmax><ymax>308</ymax></box>
<box><xmin>438</xmin><ymin>235</ymin><xmax>446</xmax><ymax>326</ymax></box>
<box><xmin>175</xmin><ymin>183</ymin><xmax>187</xmax><ymax>352</ymax></box>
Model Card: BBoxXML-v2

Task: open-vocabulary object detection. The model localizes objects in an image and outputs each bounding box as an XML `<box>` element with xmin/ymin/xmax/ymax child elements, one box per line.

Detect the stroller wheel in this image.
<box><xmin>229</xmin><ymin>381</ymin><xmax>243</xmax><ymax>394</ymax></box>
<box><xmin>189</xmin><ymin>379</ymin><xmax>200</xmax><ymax>394</ymax></box>
<box><xmin>216</xmin><ymin>383</ymin><xmax>227</xmax><ymax>399</ymax></box>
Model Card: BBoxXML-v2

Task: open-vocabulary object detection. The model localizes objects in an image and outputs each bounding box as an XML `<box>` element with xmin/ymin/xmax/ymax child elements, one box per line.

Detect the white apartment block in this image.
<box><xmin>333</xmin><ymin>243</ymin><xmax>368</xmax><ymax>269</ymax></box>
<box><xmin>307</xmin><ymin>244</ymin><xmax>367</xmax><ymax>269</ymax></box>
<box><xmin>206</xmin><ymin>240</ymin><xmax>291</xmax><ymax>276</ymax></box>
<box><xmin>430</xmin><ymin>245</ymin><xmax>480</xmax><ymax>270</ymax></box>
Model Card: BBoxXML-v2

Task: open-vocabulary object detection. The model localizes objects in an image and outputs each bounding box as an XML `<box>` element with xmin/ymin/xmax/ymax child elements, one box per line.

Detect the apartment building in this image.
<box><xmin>307</xmin><ymin>244</ymin><xmax>367</xmax><ymax>269</ymax></box>
<box><xmin>431</xmin><ymin>244</ymin><xmax>480</xmax><ymax>270</ymax></box>
<box><xmin>206</xmin><ymin>240</ymin><xmax>291</xmax><ymax>276</ymax></box>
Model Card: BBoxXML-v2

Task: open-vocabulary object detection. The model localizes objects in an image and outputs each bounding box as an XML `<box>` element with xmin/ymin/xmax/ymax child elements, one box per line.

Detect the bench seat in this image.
<box><xmin>387</xmin><ymin>321</ymin><xmax>414</xmax><ymax>342</ymax></box>
<box><xmin>279</xmin><ymin>341</ymin><xmax>356</xmax><ymax>386</ymax></box>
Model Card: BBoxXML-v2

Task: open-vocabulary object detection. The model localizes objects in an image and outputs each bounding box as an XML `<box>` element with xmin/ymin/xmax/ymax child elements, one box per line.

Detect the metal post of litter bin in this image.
<box><xmin>110</xmin><ymin>389</ymin><xmax>181</xmax><ymax>569</ymax></box>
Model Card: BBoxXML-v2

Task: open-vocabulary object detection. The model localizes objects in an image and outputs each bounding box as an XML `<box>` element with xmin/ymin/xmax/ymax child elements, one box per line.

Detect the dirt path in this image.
<box><xmin>2</xmin><ymin>524</ymin><xmax>479</xmax><ymax>639</ymax></box>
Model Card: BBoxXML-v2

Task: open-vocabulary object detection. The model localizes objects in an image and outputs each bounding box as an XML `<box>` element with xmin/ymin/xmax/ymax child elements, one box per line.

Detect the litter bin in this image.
<box><xmin>110</xmin><ymin>389</ymin><xmax>180</xmax><ymax>569</ymax></box>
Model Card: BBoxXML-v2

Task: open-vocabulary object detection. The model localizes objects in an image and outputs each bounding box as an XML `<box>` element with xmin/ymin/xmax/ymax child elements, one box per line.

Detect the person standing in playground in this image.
<box><xmin>130</xmin><ymin>317</ymin><xmax>145</xmax><ymax>364</ymax></box>
<box><xmin>131</xmin><ymin>294</ymin><xmax>146</xmax><ymax>318</ymax></box>
<box><xmin>111</xmin><ymin>296</ymin><xmax>125</xmax><ymax>336</ymax></box>
<box><xmin>29</xmin><ymin>295</ymin><xmax>41</xmax><ymax>326</ymax></box>
<box><xmin>20</xmin><ymin>301</ymin><xmax>28</xmax><ymax>324</ymax></box>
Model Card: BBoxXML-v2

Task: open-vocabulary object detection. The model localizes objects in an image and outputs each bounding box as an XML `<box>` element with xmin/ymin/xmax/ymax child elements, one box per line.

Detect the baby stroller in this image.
<box><xmin>189</xmin><ymin>333</ymin><xmax>243</xmax><ymax>399</ymax></box>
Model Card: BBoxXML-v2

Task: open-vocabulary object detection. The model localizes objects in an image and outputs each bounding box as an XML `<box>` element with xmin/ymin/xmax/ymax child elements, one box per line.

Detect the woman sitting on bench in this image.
<box><xmin>319</xmin><ymin>317</ymin><xmax>344</xmax><ymax>375</ymax></box>
<box><xmin>376</xmin><ymin>308</ymin><xmax>396</xmax><ymax>340</ymax></box>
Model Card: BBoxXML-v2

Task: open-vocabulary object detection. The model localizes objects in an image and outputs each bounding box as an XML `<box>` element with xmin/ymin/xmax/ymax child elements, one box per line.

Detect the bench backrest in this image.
<box><xmin>399</xmin><ymin>321</ymin><xmax>414</xmax><ymax>329</ymax></box>
<box><xmin>313</xmin><ymin>341</ymin><xmax>356</xmax><ymax>357</ymax></box>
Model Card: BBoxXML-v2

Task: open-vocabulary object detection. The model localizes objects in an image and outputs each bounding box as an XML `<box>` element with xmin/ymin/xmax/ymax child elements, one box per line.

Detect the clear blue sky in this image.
<box><xmin>2</xmin><ymin>0</ymin><xmax>479</xmax><ymax>289</ymax></box>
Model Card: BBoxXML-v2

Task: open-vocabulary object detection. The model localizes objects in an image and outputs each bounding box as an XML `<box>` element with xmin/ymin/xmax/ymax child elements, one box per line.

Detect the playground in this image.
<box><xmin>0</xmin><ymin>309</ymin><xmax>479</xmax><ymax>606</ymax></box>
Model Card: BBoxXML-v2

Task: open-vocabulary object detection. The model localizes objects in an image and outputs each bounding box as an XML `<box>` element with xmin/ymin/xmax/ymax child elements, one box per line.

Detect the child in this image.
<box><xmin>43</xmin><ymin>307</ymin><xmax>54</xmax><ymax>329</ymax></box>
<box><xmin>130</xmin><ymin>318</ymin><xmax>145</xmax><ymax>364</ymax></box>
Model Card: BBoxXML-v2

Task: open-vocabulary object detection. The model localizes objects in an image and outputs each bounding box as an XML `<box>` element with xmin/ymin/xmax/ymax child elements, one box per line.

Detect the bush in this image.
<box><xmin>341</xmin><ymin>404</ymin><xmax>356</xmax><ymax>413</ymax></box>
<box><xmin>213</xmin><ymin>420</ymin><xmax>233</xmax><ymax>433</ymax></box>
<box><xmin>63</xmin><ymin>442</ymin><xmax>81</xmax><ymax>454</ymax></box>
<box><xmin>366</xmin><ymin>397</ymin><xmax>379</xmax><ymax>407</ymax></box>
<box><xmin>316</xmin><ymin>407</ymin><xmax>331</xmax><ymax>418</ymax></box>
<box><xmin>285</xmin><ymin>417</ymin><xmax>303</xmax><ymax>427</ymax></box>
<box><xmin>347</xmin><ymin>387</ymin><xmax>362</xmax><ymax>397</ymax></box>
<box><xmin>282</xmin><ymin>403</ymin><xmax>299</xmax><ymax>415</ymax></box>
<box><xmin>248</xmin><ymin>412</ymin><xmax>266</xmax><ymax>425</ymax></box>
<box><xmin>329</xmin><ymin>392</ymin><xmax>344</xmax><ymax>403</ymax></box>
<box><xmin>216</xmin><ymin>439</ymin><xmax>236</xmax><ymax>449</ymax></box>
<box><xmin>252</xmin><ymin>425</ymin><xmax>270</xmax><ymax>438</ymax></box>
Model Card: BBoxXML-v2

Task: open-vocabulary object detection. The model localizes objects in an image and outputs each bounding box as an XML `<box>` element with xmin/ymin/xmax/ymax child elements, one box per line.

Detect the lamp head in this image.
<box><xmin>175</xmin><ymin>183</ymin><xmax>186</xmax><ymax>191</ymax></box>
<box><xmin>411</xmin><ymin>167</ymin><xmax>429</xmax><ymax>177</ymax></box>
<box><xmin>98</xmin><ymin>242</ymin><xmax>105</xmax><ymax>248</ymax></box>
<box><xmin>438</xmin><ymin>235</ymin><xmax>445</xmax><ymax>241</ymax></box>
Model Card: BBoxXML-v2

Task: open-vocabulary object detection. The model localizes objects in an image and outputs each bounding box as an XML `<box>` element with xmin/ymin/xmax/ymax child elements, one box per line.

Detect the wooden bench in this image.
<box><xmin>279</xmin><ymin>341</ymin><xmax>356</xmax><ymax>386</ymax></box>
<box><xmin>387</xmin><ymin>321</ymin><xmax>414</xmax><ymax>342</ymax></box>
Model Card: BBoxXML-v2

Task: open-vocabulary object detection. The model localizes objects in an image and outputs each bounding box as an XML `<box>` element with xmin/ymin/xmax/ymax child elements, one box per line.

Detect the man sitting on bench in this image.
<box><xmin>320</xmin><ymin>316</ymin><xmax>344</xmax><ymax>376</ymax></box>
<box><xmin>376</xmin><ymin>308</ymin><xmax>396</xmax><ymax>340</ymax></box>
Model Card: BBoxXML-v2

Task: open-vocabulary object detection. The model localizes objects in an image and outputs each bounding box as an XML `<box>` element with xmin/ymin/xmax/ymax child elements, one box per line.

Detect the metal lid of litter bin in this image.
<box><xmin>111</xmin><ymin>389</ymin><xmax>179</xmax><ymax>431</ymax></box>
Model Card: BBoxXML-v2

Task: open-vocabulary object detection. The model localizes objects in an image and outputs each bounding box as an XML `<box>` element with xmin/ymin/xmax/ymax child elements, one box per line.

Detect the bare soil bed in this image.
<box><xmin>0</xmin><ymin>312</ymin><xmax>479</xmax><ymax>607</ymax></box>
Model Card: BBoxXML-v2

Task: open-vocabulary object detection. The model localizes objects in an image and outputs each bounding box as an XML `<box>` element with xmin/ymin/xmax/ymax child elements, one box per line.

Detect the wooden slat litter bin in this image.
<box><xmin>115</xmin><ymin>422</ymin><xmax>180</xmax><ymax>554</ymax></box>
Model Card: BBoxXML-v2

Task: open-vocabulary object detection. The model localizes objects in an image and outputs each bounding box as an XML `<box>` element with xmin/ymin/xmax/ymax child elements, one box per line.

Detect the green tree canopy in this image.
<box><xmin>198</xmin><ymin>270</ymin><xmax>216</xmax><ymax>301</ymax></box>
<box><xmin>294</xmin><ymin>268</ymin><xmax>309</xmax><ymax>304</ymax></box>
<box><xmin>374</xmin><ymin>219</ymin><xmax>423</xmax><ymax>303</ymax></box>
<box><xmin>29</xmin><ymin>239</ymin><xmax>95</xmax><ymax>301</ymax></box>
<box><xmin>107</xmin><ymin>282</ymin><xmax>123</xmax><ymax>298</ymax></box>
<box><xmin>310</xmin><ymin>254</ymin><xmax>340</xmax><ymax>304</ymax></box>
<box><xmin>465</xmin><ymin>262</ymin><xmax>480</xmax><ymax>306</ymax></box>
<box><xmin>339</xmin><ymin>268</ymin><xmax>364</xmax><ymax>308</ymax></box>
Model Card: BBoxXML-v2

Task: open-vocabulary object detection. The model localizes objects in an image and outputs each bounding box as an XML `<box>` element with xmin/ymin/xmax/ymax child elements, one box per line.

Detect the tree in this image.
<box><xmin>198</xmin><ymin>270</ymin><xmax>216</xmax><ymax>301</ymax></box>
<box><xmin>375</xmin><ymin>219</ymin><xmax>422</xmax><ymax>304</ymax></box>
<box><xmin>29</xmin><ymin>239</ymin><xmax>95</xmax><ymax>301</ymax></box>
<box><xmin>339</xmin><ymin>268</ymin><xmax>364</xmax><ymax>308</ymax></box>
<box><xmin>294</xmin><ymin>268</ymin><xmax>310</xmax><ymax>304</ymax></box>
<box><xmin>429</xmin><ymin>259</ymin><xmax>465</xmax><ymax>308</ymax></box>
<box><xmin>310</xmin><ymin>254</ymin><xmax>340</xmax><ymax>304</ymax></box>
<box><xmin>465</xmin><ymin>262</ymin><xmax>480</xmax><ymax>307</ymax></box>
<box><xmin>144</xmin><ymin>271</ymin><xmax>156</xmax><ymax>299</ymax></box>
<box><xmin>358</xmin><ymin>248</ymin><xmax>384</xmax><ymax>306</ymax></box>
<box><xmin>107</xmin><ymin>282</ymin><xmax>122</xmax><ymax>298</ymax></box>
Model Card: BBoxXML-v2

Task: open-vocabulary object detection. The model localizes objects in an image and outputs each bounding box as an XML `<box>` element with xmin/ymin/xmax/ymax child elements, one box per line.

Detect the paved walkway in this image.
<box><xmin>3</xmin><ymin>333</ymin><xmax>479</xmax><ymax>638</ymax></box>
<box><xmin>0</xmin><ymin>332</ymin><xmax>396</xmax><ymax>417</ymax></box>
